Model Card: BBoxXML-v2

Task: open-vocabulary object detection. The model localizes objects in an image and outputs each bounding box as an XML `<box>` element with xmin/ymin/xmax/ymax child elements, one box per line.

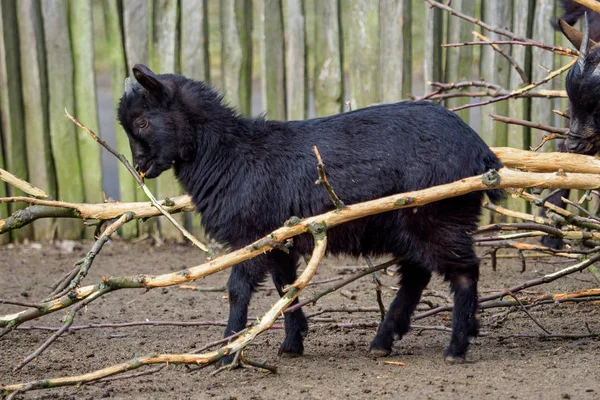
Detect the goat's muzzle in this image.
<box><xmin>565</xmin><ymin>134</ymin><xmax>597</xmax><ymax>155</ymax></box>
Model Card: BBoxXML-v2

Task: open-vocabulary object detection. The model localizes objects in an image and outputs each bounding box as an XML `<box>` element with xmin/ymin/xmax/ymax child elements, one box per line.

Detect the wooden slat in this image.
<box><xmin>16</xmin><ymin>0</ymin><xmax>57</xmax><ymax>240</ymax></box>
<box><xmin>530</xmin><ymin>0</ymin><xmax>556</xmax><ymax>151</ymax></box>
<box><xmin>313</xmin><ymin>0</ymin><xmax>343</xmax><ymax>117</ymax></box>
<box><xmin>69</xmin><ymin>0</ymin><xmax>103</xmax><ymax>213</ymax></box>
<box><xmin>181</xmin><ymin>0</ymin><xmax>209</xmax><ymax>242</ymax></box>
<box><xmin>0</xmin><ymin>121</ymin><xmax>8</xmax><ymax>244</ymax></box>
<box><xmin>423</xmin><ymin>1</ymin><xmax>444</xmax><ymax>94</ymax></box>
<box><xmin>104</xmin><ymin>0</ymin><xmax>138</xmax><ymax>238</ymax></box>
<box><xmin>263</xmin><ymin>0</ymin><xmax>286</xmax><ymax>120</ymax></box>
<box><xmin>181</xmin><ymin>0</ymin><xmax>210</xmax><ymax>82</ymax></box>
<box><xmin>444</xmin><ymin>0</ymin><xmax>475</xmax><ymax>120</ymax></box>
<box><xmin>220</xmin><ymin>0</ymin><xmax>252</xmax><ymax>116</ymax></box>
<box><xmin>507</xmin><ymin>0</ymin><xmax>535</xmax><ymax>217</ymax></box>
<box><xmin>283</xmin><ymin>0</ymin><xmax>307</xmax><ymax>119</ymax></box>
<box><xmin>346</xmin><ymin>0</ymin><xmax>380</xmax><ymax>109</ymax></box>
<box><xmin>380</xmin><ymin>0</ymin><xmax>412</xmax><ymax>102</ymax></box>
<box><xmin>151</xmin><ymin>0</ymin><xmax>184</xmax><ymax>241</ymax></box>
<box><xmin>0</xmin><ymin>0</ymin><xmax>34</xmax><ymax>241</ymax></box>
<box><xmin>41</xmin><ymin>0</ymin><xmax>84</xmax><ymax>239</ymax></box>
<box><xmin>123</xmin><ymin>0</ymin><xmax>156</xmax><ymax>236</ymax></box>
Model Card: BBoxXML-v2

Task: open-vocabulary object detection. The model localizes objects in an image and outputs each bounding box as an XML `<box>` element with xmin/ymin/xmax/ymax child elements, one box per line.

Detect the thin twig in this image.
<box><xmin>286</xmin><ymin>257</ymin><xmax>400</xmax><ymax>313</ymax></box>
<box><xmin>490</xmin><ymin>114</ymin><xmax>569</xmax><ymax>135</ymax></box>
<box><xmin>0</xmin><ymin>299</ymin><xmax>41</xmax><ymax>309</ymax></box>
<box><xmin>313</xmin><ymin>146</ymin><xmax>346</xmax><ymax>210</ymax></box>
<box><xmin>425</xmin><ymin>0</ymin><xmax>578</xmax><ymax>56</ymax></box>
<box><xmin>451</xmin><ymin>59</ymin><xmax>576</xmax><ymax>111</ymax></box>
<box><xmin>472</xmin><ymin>31</ymin><xmax>528</xmax><ymax>83</ymax></box>
<box><xmin>47</xmin><ymin>212</ymin><xmax>135</xmax><ymax>300</ymax></box>
<box><xmin>0</xmin><ymin>168</ymin><xmax>49</xmax><ymax>198</ymax></box>
<box><xmin>442</xmin><ymin>39</ymin><xmax>577</xmax><ymax>57</ymax></box>
<box><xmin>15</xmin><ymin>287</ymin><xmax>110</xmax><ymax>371</ymax></box>
<box><xmin>413</xmin><ymin>254</ymin><xmax>600</xmax><ymax>321</ymax></box>
<box><xmin>505</xmin><ymin>290</ymin><xmax>552</xmax><ymax>334</ymax></box>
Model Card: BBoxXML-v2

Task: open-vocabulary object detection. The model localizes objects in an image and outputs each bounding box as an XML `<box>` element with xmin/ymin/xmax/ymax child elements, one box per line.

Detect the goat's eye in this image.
<box><xmin>137</xmin><ymin>120</ymin><xmax>148</xmax><ymax>129</ymax></box>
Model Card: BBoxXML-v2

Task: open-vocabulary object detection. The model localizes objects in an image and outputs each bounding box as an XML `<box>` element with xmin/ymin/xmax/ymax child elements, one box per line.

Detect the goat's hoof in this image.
<box><xmin>278</xmin><ymin>350</ymin><xmax>303</xmax><ymax>358</ymax></box>
<box><xmin>468</xmin><ymin>336</ymin><xmax>480</xmax><ymax>345</ymax></box>
<box><xmin>369</xmin><ymin>348</ymin><xmax>391</xmax><ymax>358</ymax></box>
<box><xmin>444</xmin><ymin>355</ymin><xmax>467</xmax><ymax>364</ymax></box>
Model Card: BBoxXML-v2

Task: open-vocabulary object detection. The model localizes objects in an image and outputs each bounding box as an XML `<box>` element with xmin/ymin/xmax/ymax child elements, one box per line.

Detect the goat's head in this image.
<box><xmin>559</xmin><ymin>14</ymin><xmax>600</xmax><ymax>155</ymax></box>
<box><xmin>117</xmin><ymin>64</ymin><xmax>198</xmax><ymax>179</ymax></box>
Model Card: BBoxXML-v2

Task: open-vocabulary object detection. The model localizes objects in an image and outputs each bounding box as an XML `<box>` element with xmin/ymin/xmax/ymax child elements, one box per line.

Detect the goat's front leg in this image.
<box><xmin>269</xmin><ymin>251</ymin><xmax>307</xmax><ymax>357</ymax></box>
<box><xmin>221</xmin><ymin>259</ymin><xmax>267</xmax><ymax>365</ymax></box>
<box><xmin>370</xmin><ymin>264</ymin><xmax>431</xmax><ymax>357</ymax></box>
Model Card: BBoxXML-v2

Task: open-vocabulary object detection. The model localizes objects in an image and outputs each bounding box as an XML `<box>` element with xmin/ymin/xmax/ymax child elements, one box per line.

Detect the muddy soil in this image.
<box><xmin>0</xmin><ymin>240</ymin><xmax>598</xmax><ymax>399</ymax></box>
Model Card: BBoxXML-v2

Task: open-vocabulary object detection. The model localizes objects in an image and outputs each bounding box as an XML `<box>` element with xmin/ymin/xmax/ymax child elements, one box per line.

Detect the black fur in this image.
<box><xmin>118</xmin><ymin>64</ymin><xmax>503</xmax><ymax>362</ymax></box>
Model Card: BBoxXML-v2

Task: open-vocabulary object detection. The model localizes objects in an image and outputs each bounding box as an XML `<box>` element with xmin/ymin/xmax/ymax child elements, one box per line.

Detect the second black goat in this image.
<box><xmin>118</xmin><ymin>64</ymin><xmax>503</xmax><ymax>363</ymax></box>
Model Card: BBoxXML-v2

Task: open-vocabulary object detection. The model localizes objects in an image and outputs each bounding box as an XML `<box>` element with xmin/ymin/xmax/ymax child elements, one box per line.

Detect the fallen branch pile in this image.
<box><xmin>1</xmin><ymin>141</ymin><xmax>600</xmax><ymax>395</ymax></box>
<box><xmin>2</xmin><ymin>1</ymin><xmax>600</xmax><ymax>394</ymax></box>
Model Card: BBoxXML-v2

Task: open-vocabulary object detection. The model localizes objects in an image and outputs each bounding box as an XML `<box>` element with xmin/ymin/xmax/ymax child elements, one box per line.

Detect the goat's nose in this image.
<box><xmin>565</xmin><ymin>137</ymin><xmax>583</xmax><ymax>152</ymax></box>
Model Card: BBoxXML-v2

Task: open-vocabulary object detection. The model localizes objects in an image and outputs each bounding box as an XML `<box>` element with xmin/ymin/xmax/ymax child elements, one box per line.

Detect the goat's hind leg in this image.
<box><xmin>370</xmin><ymin>264</ymin><xmax>431</xmax><ymax>357</ymax></box>
<box><xmin>444</xmin><ymin>266</ymin><xmax>479</xmax><ymax>363</ymax></box>
<box><xmin>270</xmin><ymin>251</ymin><xmax>308</xmax><ymax>357</ymax></box>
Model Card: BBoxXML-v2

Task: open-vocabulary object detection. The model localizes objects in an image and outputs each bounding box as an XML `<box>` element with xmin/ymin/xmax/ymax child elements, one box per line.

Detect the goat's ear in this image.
<box><xmin>559</xmin><ymin>18</ymin><xmax>584</xmax><ymax>50</ymax></box>
<box><xmin>132</xmin><ymin>64</ymin><xmax>166</xmax><ymax>100</ymax></box>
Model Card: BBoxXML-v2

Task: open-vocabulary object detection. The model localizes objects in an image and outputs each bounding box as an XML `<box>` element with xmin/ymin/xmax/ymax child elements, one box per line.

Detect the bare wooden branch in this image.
<box><xmin>451</xmin><ymin>59</ymin><xmax>576</xmax><ymax>112</ymax></box>
<box><xmin>0</xmin><ymin>168</ymin><xmax>48</xmax><ymax>198</ymax></box>
<box><xmin>490</xmin><ymin>114</ymin><xmax>569</xmax><ymax>135</ymax></box>
<box><xmin>472</xmin><ymin>31</ymin><xmax>528</xmax><ymax>83</ymax></box>
<box><xmin>2</xmin><ymin>233</ymin><xmax>328</xmax><ymax>394</ymax></box>
<box><xmin>443</xmin><ymin>40</ymin><xmax>577</xmax><ymax>57</ymax></box>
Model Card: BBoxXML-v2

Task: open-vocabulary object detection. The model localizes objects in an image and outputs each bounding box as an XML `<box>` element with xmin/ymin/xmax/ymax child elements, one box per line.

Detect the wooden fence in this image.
<box><xmin>0</xmin><ymin>0</ymin><xmax>572</xmax><ymax>242</ymax></box>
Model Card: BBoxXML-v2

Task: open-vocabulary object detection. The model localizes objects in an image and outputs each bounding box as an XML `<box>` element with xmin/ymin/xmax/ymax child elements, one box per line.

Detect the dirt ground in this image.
<box><xmin>0</xmin><ymin>240</ymin><xmax>598</xmax><ymax>400</ymax></box>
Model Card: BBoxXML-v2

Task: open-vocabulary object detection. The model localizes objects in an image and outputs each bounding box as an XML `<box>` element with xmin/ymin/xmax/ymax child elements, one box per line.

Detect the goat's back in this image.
<box><xmin>196</xmin><ymin>101</ymin><xmax>502</xmax><ymax>262</ymax></box>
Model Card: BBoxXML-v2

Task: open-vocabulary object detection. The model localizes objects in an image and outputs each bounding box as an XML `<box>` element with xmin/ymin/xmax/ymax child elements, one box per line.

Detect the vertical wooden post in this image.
<box><xmin>0</xmin><ymin>126</ymin><xmax>8</xmax><ymax>244</ymax></box>
<box><xmin>221</xmin><ymin>0</ymin><xmax>252</xmax><ymax>116</ymax></box>
<box><xmin>508</xmin><ymin>0</ymin><xmax>534</xmax><ymax>216</ymax></box>
<box><xmin>380</xmin><ymin>0</ymin><xmax>412</xmax><ymax>102</ymax></box>
<box><xmin>263</xmin><ymin>0</ymin><xmax>286</xmax><ymax>120</ymax></box>
<box><xmin>151</xmin><ymin>0</ymin><xmax>185</xmax><ymax>241</ymax></box>
<box><xmin>181</xmin><ymin>0</ymin><xmax>210</xmax><ymax>241</ymax></box>
<box><xmin>0</xmin><ymin>0</ymin><xmax>34</xmax><ymax>241</ymax></box>
<box><xmin>104</xmin><ymin>0</ymin><xmax>138</xmax><ymax>238</ymax></box>
<box><xmin>530</xmin><ymin>0</ymin><xmax>556</xmax><ymax>151</ymax></box>
<box><xmin>41</xmin><ymin>0</ymin><xmax>85</xmax><ymax>239</ymax></box>
<box><xmin>346</xmin><ymin>0</ymin><xmax>380</xmax><ymax>109</ymax></box>
<box><xmin>283</xmin><ymin>0</ymin><xmax>307</xmax><ymax>120</ymax></box>
<box><xmin>313</xmin><ymin>0</ymin><xmax>343</xmax><ymax>117</ymax></box>
<box><xmin>181</xmin><ymin>0</ymin><xmax>210</xmax><ymax>83</ymax></box>
<box><xmin>69</xmin><ymin>0</ymin><xmax>103</xmax><ymax>214</ymax></box>
<box><xmin>479</xmin><ymin>0</ymin><xmax>511</xmax><ymax>148</ymax></box>
<box><xmin>16</xmin><ymin>0</ymin><xmax>57</xmax><ymax>240</ymax></box>
<box><xmin>123</xmin><ymin>0</ymin><xmax>157</xmax><ymax>236</ymax></box>
<box><xmin>423</xmin><ymin>1</ymin><xmax>444</xmax><ymax>95</ymax></box>
<box><xmin>478</xmin><ymin>1</ymin><xmax>512</xmax><ymax>223</ymax></box>
<box><xmin>444</xmin><ymin>0</ymin><xmax>475</xmax><ymax>120</ymax></box>
<box><xmin>123</xmin><ymin>0</ymin><xmax>149</xmax><ymax>75</ymax></box>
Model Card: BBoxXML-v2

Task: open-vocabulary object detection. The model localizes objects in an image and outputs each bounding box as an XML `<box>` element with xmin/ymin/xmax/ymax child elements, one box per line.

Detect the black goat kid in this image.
<box><xmin>118</xmin><ymin>64</ymin><xmax>503</xmax><ymax>363</ymax></box>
